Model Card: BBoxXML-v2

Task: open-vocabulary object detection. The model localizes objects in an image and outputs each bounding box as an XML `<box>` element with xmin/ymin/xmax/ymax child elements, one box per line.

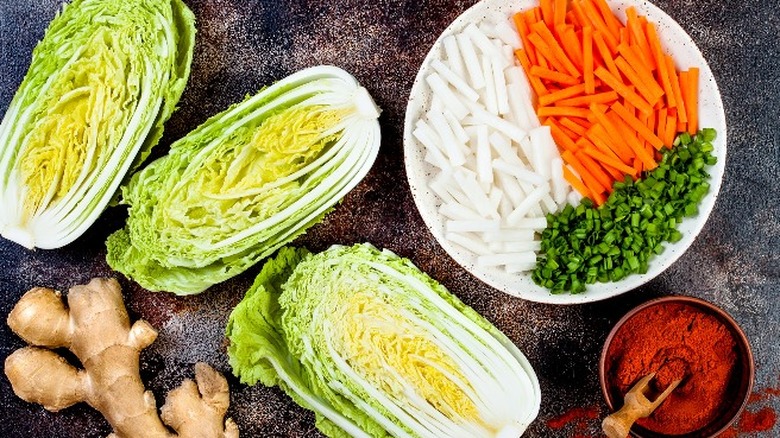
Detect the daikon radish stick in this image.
<box><xmin>446</xmin><ymin>220</ymin><xmax>500</xmax><ymax>233</ymax></box>
<box><xmin>424</xmin><ymin>149</ymin><xmax>450</xmax><ymax>170</ymax></box>
<box><xmin>485</xmin><ymin>228</ymin><xmax>535</xmax><ymax>242</ymax></box>
<box><xmin>472</xmin><ymin>107</ymin><xmax>526</xmax><ymax>144</ymax></box>
<box><xmin>488</xmin><ymin>188</ymin><xmax>502</xmax><ymax>213</ymax></box>
<box><xmin>509</xmin><ymin>217</ymin><xmax>548</xmax><ymax>229</ymax></box>
<box><xmin>476</xmin><ymin>125</ymin><xmax>493</xmax><ymax>185</ymax></box>
<box><xmin>426</xmin><ymin>73</ymin><xmax>469</xmax><ymax>119</ymax></box>
<box><xmin>492</xmin><ymin>49</ymin><xmax>511</xmax><ymax>115</ymax></box>
<box><xmin>506</xmin><ymin>262</ymin><xmax>537</xmax><ymax>273</ymax></box>
<box><xmin>456</xmin><ymin>33</ymin><xmax>485</xmax><ymax>89</ymax></box>
<box><xmin>488</xmin><ymin>132</ymin><xmax>526</xmax><ymax>167</ymax></box>
<box><xmin>430</xmin><ymin>175</ymin><xmax>457</xmax><ymax>205</ymax></box>
<box><xmin>465</xmin><ymin>23</ymin><xmax>500</xmax><ymax>57</ymax></box>
<box><xmin>507</xmin><ymin>184</ymin><xmax>549</xmax><ymax>224</ymax></box>
<box><xmin>507</xmin><ymin>83</ymin><xmax>536</xmax><ymax>131</ymax></box>
<box><xmin>442</xmin><ymin>35</ymin><xmax>466</xmax><ymax>79</ymax></box>
<box><xmin>427</xmin><ymin>110</ymin><xmax>467</xmax><ymax>165</ymax></box>
<box><xmin>478</xmin><ymin>252</ymin><xmax>536</xmax><ymax>267</ymax></box>
<box><xmin>498</xmin><ymin>195</ymin><xmax>514</xmax><ymax>219</ymax></box>
<box><xmin>504</xmin><ymin>241</ymin><xmax>542</xmax><ymax>252</ymax></box>
<box><xmin>540</xmin><ymin>191</ymin><xmax>558</xmax><ymax>213</ymax></box>
<box><xmin>444</xmin><ymin>108</ymin><xmax>470</xmax><ymax>143</ymax></box>
<box><xmin>528</xmin><ymin>126</ymin><xmax>555</xmax><ymax>180</ymax></box>
<box><xmin>453</xmin><ymin>170</ymin><xmax>495</xmax><ymax>217</ymax></box>
<box><xmin>492</xmin><ymin>159</ymin><xmax>545</xmax><ymax>186</ymax></box>
<box><xmin>550</xmin><ymin>157</ymin><xmax>568</xmax><ymax>204</ymax></box>
<box><xmin>430</xmin><ymin>59</ymin><xmax>480</xmax><ymax>102</ymax></box>
<box><xmin>495</xmin><ymin>171</ymin><xmax>525</xmax><ymax>208</ymax></box>
<box><xmin>494</xmin><ymin>20</ymin><xmax>522</xmax><ymax>48</ymax></box>
<box><xmin>446</xmin><ymin>232</ymin><xmax>492</xmax><ymax>255</ymax></box>
<box><xmin>413</xmin><ymin>123</ymin><xmax>453</xmax><ymax>169</ymax></box>
<box><xmin>440</xmin><ymin>202</ymin><xmax>482</xmax><ymax>220</ymax></box>
<box><xmin>480</xmin><ymin>55</ymin><xmax>498</xmax><ymax>114</ymax></box>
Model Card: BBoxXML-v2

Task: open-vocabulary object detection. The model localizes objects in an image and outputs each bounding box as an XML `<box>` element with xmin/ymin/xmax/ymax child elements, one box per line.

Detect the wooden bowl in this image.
<box><xmin>598</xmin><ymin>296</ymin><xmax>754</xmax><ymax>438</ymax></box>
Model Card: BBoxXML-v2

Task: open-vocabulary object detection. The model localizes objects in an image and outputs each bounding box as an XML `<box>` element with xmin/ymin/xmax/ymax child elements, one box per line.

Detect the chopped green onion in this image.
<box><xmin>532</xmin><ymin>129</ymin><xmax>717</xmax><ymax>293</ymax></box>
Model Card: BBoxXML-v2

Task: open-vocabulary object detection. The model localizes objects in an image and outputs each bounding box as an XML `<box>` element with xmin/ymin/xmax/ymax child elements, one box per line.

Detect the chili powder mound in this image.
<box><xmin>605</xmin><ymin>302</ymin><xmax>738</xmax><ymax>435</ymax></box>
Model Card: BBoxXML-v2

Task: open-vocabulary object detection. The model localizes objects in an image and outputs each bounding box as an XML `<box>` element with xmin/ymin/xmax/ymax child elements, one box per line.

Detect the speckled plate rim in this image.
<box><xmin>402</xmin><ymin>0</ymin><xmax>727</xmax><ymax>305</ymax></box>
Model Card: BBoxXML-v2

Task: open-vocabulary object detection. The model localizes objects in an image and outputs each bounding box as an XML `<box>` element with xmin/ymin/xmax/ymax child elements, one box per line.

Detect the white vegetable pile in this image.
<box><xmin>413</xmin><ymin>14</ymin><xmax>581</xmax><ymax>274</ymax></box>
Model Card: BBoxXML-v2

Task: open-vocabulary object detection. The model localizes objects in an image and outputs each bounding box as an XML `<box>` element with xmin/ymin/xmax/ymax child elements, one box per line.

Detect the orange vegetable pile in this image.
<box><xmin>512</xmin><ymin>0</ymin><xmax>699</xmax><ymax>205</ymax></box>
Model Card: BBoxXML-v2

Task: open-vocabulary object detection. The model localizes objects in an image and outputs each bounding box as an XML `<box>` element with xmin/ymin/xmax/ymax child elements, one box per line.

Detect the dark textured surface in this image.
<box><xmin>0</xmin><ymin>0</ymin><xmax>778</xmax><ymax>437</ymax></box>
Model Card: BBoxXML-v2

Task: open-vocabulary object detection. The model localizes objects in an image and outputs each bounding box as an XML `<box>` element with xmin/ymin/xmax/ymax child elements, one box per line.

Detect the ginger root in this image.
<box><xmin>4</xmin><ymin>277</ymin><xmax>239</xmax><ymax>438</ymax></box>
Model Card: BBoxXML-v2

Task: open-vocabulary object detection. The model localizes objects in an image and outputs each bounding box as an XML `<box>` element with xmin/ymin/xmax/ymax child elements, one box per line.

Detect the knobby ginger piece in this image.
<box><xmin>5</xmin><ymin>277</ymin><xmax>238</xmax><ymax>438</ymax></box>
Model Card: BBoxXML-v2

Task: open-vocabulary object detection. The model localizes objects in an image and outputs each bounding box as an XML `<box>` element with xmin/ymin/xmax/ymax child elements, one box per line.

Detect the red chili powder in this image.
<box><xmin>738</xmin><ymin>407</ymin><xmax>777</xmax><ymax>433</ymax></box>
<box><xmin>605</xmin><ymin>302</ymin><xmax>738</xmax><ymax>435</ymax></box>
<box><xmin>546</xmin><ymin>406</ymin><xmax>600</xmax><ymax>430</ymax></box>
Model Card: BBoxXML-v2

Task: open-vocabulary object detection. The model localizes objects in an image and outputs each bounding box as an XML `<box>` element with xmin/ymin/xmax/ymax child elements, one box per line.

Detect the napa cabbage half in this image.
<box><xmin>226</xmin><ymin>243</ymin><xmax>541</xmax><ymax>438</ymax></box>
<box><xmin>0</xmin><ymin>0</ymin><xmax>195</xmax><ymax>249</ymax></box>
<box><xmin>106</xmin><ymin>66</ymin><xmax>381</xmax><ymax>295</ymax></box>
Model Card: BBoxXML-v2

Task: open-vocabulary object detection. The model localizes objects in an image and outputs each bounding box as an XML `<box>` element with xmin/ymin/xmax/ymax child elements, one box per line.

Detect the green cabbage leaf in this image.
<box><xmin>0</xmin><ymin>0</ymin><xmax>195</xmax><ymax>249</ymax></box>
<box><xmin>106</xmin><ymin>66</ymin><xmax>381</xmax><ymax>294</ymax></box>
<box><xmin>226</xmin><ymin>243</ymin><xmax>541</xmax><ymax>438</ymax></box>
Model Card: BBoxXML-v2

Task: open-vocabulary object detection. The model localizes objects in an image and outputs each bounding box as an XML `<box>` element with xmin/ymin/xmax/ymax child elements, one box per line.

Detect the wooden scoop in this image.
<box><xmin>602</xmin><ymin>373</ymin><xmax>681</xmax><ymax>438</ymax></box>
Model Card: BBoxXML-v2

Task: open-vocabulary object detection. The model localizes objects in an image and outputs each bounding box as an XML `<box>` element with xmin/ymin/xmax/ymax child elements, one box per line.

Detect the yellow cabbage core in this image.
<box><xmin>18</xmin><ymin>30</ymin><xmax>132</xmax><ymax>221</ymax></box>
<box><xmin>337</xmin><ymin>290</ymin><xmax>481</xmax><ymax>423</ymax></box>
<box><xmin>163</xmin><ymin>106</ymin><xmax>343</xmax><ymax>242</ymax></box>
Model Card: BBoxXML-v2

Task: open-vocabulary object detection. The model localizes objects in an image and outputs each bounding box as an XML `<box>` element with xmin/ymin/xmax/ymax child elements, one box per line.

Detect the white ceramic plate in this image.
<box><xmin>403</xmin><ymin>0</ymin><xmax>727</xmax><ymax>304</ymax></box>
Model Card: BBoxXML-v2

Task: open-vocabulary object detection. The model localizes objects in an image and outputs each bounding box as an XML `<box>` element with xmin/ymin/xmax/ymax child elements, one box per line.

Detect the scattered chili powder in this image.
<box><xmin>738</xmin><ymin>407</ymin><xmax>777</xmax><ymax>432</ymax></box>
<box><xmin>546</xmin><ymin>405</ymin><xmax>600</xmax><ymax>430</ymax></box>
<box><xmin>605</xmin><ymin>302</ymin><xmax>738</xmax><ymax>435</ymax></box>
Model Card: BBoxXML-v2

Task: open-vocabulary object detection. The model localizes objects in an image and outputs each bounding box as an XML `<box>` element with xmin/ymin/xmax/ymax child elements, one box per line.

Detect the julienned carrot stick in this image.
<box><xmin>538</xmin><ymin>83</ymin><xmax>588</xmax><ymax>106</ymax></box>
<box><xmin>593</xmin><ymin>0</ymin><xmax>624</xmax><ymax>39</ymax></box>
<box><xmin>582</xmin><ymin>145</ymin><xmax>636</xmax><ymax>175</ymax></box>
<box><xmin>532</xmin><ymin>21</ymin><xmax>581</xmax><ymax>77</ymax></box>
<box><xmin>546</xmin><ymin>119</ymin><xmax>579</xmax><ymax>152</ymax></box>
<box><xmin>594</xmin><ymin>66</ymin><xmax>653</xmax><ymax>114</ymax></box>
<box><xmin>583</xmin><ymin>26</ymin><xmax>595</xmax><ymax>94</ymax></box>
<box><xmin>541</xmin><ymin>0</ymin><xmax>555</xmax><ymax>28</ymax></box>
<box><xmin>527</xmin><ymin>33</ymin><xmax>568</xmax><ymax>73</ymax></box>
<box><xmin>618</xmin><ymin>45</ymin><xmax>663</xmax><ymax>97</ymax></box>
<box><xmin>515</xmin><ymin>49</ymin><xmax>549</xmax><ymax>96</ymax></box>
<box><xmin>562</xmin><ymin>149</ymin><xmax>607</xmax><ymax>195</ymax></box>
<box><xmin>587</xmin><ymin>144</ymin><xmax>624</xmax><ymax>181</ymax></box>
<box><xmin>530</xmin><ymin>65</ymin><xmax>580</xmax><ymax>85</ymax></box>
<box><xmin>664</xmin><ymin>114</ymin><xmax>677</xmax><ymax>147</ymax></box>
<box><xmin>614</xmin><ymin>56</ymin><xmax>661</xmax><ymax>105</ymax></box>
<box><xmin>610</xmin><ymin>101</ymin><xmax>664</xmax><ymax>149</ymax></box>
<box><xmin>656</xmin><ymin>108</ymin><xmax>667</xmax><ymax>146</ymax></box>
<box><xmin>665</xmin><ymin>55</ymin><xmax>687</xmax><ymax>124</ymax></box>
<box><xmin>685</xmin><ymin>67</ymin><xmax>699</xmax><ymax>134</ymax></box>
<box><xmin>576</xmin><ymin>150</ymin><xmax>614</xmax><ymax>191</ymax></box>
<box><xmin>633</xmin><ymin>157</ymin><xmax>643</xmax><ymax>175</ymax></box>
<box><xmin>588</xmin><ymin>123</ymin><xmax>632</xmax><ymax>164</ymax></box>
<box><xmin>538</xmin><ymin>106</ymin><xmax>591</xmax><ymax>119</ymax></box>
<box><xmin>566</xmin><ymin>10</ymin><xmax>580</xmax><ymax>27</ymax></box>
<box><xmin>581</xmin><ymin>0</ymin><xmax>618</xmax><ymax>51</ymax></box>
<box><xmin>625</xmin><ymin>7</ymin><xmax>654</xmax><ymax>70</ymax></box>
<box><xmin>563</xmin><ymin>165</ymin><xmax>590</xmax><ymax>198</ymax></box>
<box><xmin>609</xmin><ymin>110</ymin><xmax>657</xmax><ymax>170</ymax></box>
<box><xmin>557</xmin><ymin>90</ymin><xmax>618</xmax><ymax>107</ymax></box>
<box><xmin>592</xmin><ymin>31</ymin><xmax>621</xmax><ymax>79</ymax></box>
<box><xmin>560</xmin><ymin>117</ymin><xmax>589</xmax><ymax>136</ymax></box>
<box><xmin>554</xmin><ymin>0</ymin><xmax>567</xmax><ymax>28</ymax></box>
<box><xmin>559</xmin><ymin>26</ymin><xmax>584</xmax><ymax>70</ymax></box>
<box><xmin>513</xmin><ymin>13</ymin><xmax>537</xmax><ymax>64</ymax></box>
<box><xmin>570</xmin><ymin>1</ymin><xmax>589</xmax><ymax>34</ymax></box>
<box><xmin>645</xmin><ymin>21</ymin><xmax>676</xmax><ymax>108</ymax></box>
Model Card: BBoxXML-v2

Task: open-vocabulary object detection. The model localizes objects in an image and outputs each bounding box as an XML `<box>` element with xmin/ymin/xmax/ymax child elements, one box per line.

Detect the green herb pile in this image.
<box><xmin>533</xmin><ymin>129</ymin><xmax>718</xmax><ymax>294</ymax></box>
